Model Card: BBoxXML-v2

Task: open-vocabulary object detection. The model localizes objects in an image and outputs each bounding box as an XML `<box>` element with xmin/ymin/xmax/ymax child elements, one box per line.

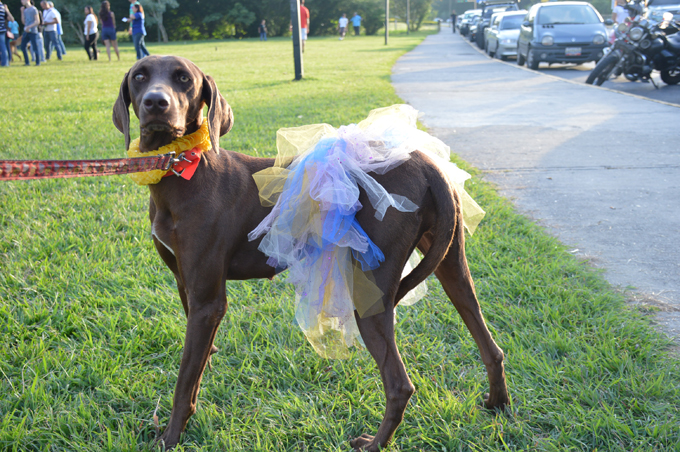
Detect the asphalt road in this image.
<box><xmin>392</xmin><ymin>29</ymin><xmax>680</xmax><ymax>341</ymax></box>
<box><xmin>459</xmin><ymin>26</ymin><xmax>680</xmax><ymax>106</ymax></box>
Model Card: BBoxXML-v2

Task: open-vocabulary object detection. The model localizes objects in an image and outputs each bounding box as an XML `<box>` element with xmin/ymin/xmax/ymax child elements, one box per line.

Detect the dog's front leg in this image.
<box><xmin>156</xmin><ymin>265</ymin><xmax>227</xmax><ymax>449</ymax></box>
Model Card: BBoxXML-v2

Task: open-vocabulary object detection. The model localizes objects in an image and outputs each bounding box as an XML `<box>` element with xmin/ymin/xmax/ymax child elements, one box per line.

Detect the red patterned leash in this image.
<box><xmin>0</xmin><ymin>152</ymin><xmax>180</xmax><ymax>181</ymax></box>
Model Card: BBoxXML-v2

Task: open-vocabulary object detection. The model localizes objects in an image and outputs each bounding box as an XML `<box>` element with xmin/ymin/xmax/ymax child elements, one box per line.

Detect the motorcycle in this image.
<box><xmin>586</xmin><ymin>3</ymin><xmax>680</xmax><ymax>86</ymax></box>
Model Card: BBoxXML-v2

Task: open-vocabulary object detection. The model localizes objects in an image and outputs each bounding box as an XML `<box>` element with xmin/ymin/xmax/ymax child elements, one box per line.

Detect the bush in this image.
<box><xmin>116</xmin><ymin>31</ymin><xmax>131</xmax><ymax>43</ymax></box>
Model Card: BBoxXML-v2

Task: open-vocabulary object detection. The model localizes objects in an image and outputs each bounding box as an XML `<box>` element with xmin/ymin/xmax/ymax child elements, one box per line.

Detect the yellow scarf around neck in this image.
<box><xmin>126</xmin><ymin>120</ymin><xmax>212</xmax><ymax>185</ymax></box>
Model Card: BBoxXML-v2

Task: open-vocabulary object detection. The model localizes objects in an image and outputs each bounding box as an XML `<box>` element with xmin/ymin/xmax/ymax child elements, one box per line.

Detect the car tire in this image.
<box><xmin>499</xmin><ymin>51</ymin><xmax>508</xmax><ymax>61</ymax></box>
<box><xmin>517</xmin><ymin>46</ymin><xmax>525</xmax><ymax>66</ymax></box>
<box><xmin>527</xmin><ymin>47</ymin><xmax>539</xmax><ymax>70</ymax></box>
<box><xmin>660</xmin><ymin>68</ymin><xmax>680</xmax><ymax>85</ymax></box>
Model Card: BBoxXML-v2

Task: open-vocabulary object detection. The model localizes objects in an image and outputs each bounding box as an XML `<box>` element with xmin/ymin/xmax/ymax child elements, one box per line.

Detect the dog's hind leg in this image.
<box><xmin>419</xmin><ymin>230</ymin><xmax>509</xmax><ymax>410</ymax></box>
<box><xmin>350</xmin><ymin>300</ymin><xmax>415</xmax><ymax>451</ymax></box>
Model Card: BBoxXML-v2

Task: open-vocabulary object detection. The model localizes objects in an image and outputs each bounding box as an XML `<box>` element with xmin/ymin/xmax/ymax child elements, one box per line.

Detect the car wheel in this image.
<box><xmin>517</xmin><ymin>46</ymin><xmax>526</xmax><ymax>66</ymax></box>
<box><xmin>527</xmin><ymin>47</ymin><xmax>539</xmax><ymax>70</ymax></box>
<box><xmin>660</xmin><ymin>68</ymin><xmax>680</xmax><ymax>85</ymax></box>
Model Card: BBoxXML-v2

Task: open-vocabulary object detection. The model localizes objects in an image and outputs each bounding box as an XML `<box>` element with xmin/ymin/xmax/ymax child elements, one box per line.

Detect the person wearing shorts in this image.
<box><xmin>338</xmin><ymin>13</ymin><xmax>348</xmax><ymax>40</ymax></box>
<box><xmin>99</xmin><ymin>1</ymin><xmax>119</xmax><ymax>61</ymax></box>
<box><xmin>300</xmin><ymin>0</ymin><xmax>309</xmax><ymax>52</ymax></box>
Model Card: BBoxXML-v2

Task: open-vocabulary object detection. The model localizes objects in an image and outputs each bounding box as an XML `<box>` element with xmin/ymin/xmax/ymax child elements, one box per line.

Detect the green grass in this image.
<box><xmin>1</xmin><ymin>30</ymin><xmax>679</xmax><ymax>451</ymax></box>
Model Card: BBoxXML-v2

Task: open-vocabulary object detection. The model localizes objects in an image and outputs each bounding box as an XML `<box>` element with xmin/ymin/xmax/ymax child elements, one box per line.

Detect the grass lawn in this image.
<box><xmin>1</xmin><ymin>30</ymin><xmax>679</xmax><ymax>451</ymax></box>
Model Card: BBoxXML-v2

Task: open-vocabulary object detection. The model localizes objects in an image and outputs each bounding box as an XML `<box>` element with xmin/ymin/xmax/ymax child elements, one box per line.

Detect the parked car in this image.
<box><xmin>648</xmin><ymin>0</ymin><xmax>680</xmax><ymax>23</ymax></box>
<box><xmin>517</xmin><ymin>1</ymin><xmax>609</xmax><ymax>70</ymax></box>
<box><xmin>648</xmin><ymin>5</ymin><xmax>680</xmax><ymax>24</ymax></box>
<box><xmin>456</xmin><ymin>14</ymin><xmax>464</xmax><ymax>31</ymax></box>
<box><xmin>460</xmin><ymin>9</ymin><xmax>481</xmax><ymax>36</ymax></box>
<box><xmin>485</xmin><ymin>11</ymin><xmax>527</xmax><ymax>59</ymax></box>
<box><xmin>475</xmin><ymin>0</ymin><xmax>520</xmax><ymax>49</ymax></box>
<box><xmin>469</xmin><ymin>15</ymin><xmax>483</xmax><ymax>42</ymax></box>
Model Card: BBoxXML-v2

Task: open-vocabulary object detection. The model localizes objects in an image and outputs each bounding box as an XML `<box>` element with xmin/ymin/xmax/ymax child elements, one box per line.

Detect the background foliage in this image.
<box><xmin>3</xmin><ymin>0</ymin><xmax>444</xmax><ymax>44</ymax></box>
<box><xmin>2</xmin><ymin>0</ymin><xmax>614</xmax><ymax>45</ymax></box>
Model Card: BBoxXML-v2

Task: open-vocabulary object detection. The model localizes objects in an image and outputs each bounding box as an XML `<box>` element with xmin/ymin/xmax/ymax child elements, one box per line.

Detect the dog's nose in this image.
<box><xmin>142</xmin><ymin>91</ymin><xmax>171</xmax><ymax>114</ymax></box>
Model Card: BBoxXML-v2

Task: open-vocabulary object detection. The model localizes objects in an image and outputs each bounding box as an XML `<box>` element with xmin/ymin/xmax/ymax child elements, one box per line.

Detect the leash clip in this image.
<box><xmin>161</xmin><ymin>151</ymin><xmax>180</xmax><ymax>171</ymax></box>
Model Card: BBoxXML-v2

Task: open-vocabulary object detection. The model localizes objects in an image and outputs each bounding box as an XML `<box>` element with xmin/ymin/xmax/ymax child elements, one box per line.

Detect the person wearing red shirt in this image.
<box><xmin>300</xmin><ymin>0</ymin><xmax>309</xmax><ymax>52</ymax></box>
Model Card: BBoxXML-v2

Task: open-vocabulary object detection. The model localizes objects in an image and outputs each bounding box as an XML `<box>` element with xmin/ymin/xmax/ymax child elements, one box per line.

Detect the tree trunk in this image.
<box><xmin>68</xmin><ymin>21</ymin><xmax>84</xmax><ymax>45</ymax></box>
<box><xmin>62</xmin><ymin>5</ymin><xmax>84</xmax><ymax>45</ymax></box>
<box><xmin>158</xmin><ymin>16</ymin><xmax>168</xmax><ymax>42</ymax></box>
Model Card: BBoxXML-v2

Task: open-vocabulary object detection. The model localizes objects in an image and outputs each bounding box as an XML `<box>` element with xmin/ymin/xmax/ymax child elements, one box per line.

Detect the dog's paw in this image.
<box><xmin>350</xmin><ymin>433</ymin><xmax>380</xmax><ymax>451</ymax></box>
<box><xmin>154</xmin><ymin>429</ymin><xmax>180</xmax><ymax>450</ymax></box>
<box><xmin>483</xmin><ymin>390</ymin><xmax>510</xmax><ymax>411</ymax></box>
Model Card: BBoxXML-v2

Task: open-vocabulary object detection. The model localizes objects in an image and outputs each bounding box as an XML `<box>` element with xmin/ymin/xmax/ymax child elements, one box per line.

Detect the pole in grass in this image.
<box><xmin>385</xmin><ymin>0</ymin><xmax>389</xmax><ymax>45</ymax></box>
<box><xmin>290</xmin><ymin>0</ymin><xmax>303</xmax><ymax>80</ymax></box>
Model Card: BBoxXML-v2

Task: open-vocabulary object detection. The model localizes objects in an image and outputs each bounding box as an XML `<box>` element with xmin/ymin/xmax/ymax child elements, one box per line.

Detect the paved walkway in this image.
<box><xmin>392</xmin><ymin>30</ymin><xmax>680</xmax><ymax>340</ymax></box>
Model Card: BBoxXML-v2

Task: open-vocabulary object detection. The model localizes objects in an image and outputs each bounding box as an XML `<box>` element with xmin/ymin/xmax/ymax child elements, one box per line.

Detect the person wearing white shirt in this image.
<box><xmin>612</xmin><ymin>0</ymin><xmax>629</xmax><ymax>23</ymax></box>
<box><xmin>83</xmin><ymin>5</ymin><xmax>98</xmax><ymax>60</ymax></box>
<box><xmin>40</xmin><ymin>0</ymin><xmax>61</xmax><ymax>60</ymax></box>
<box><xmin>338</xmin><ymin>13</ymin><xmax>348</xmax><ymax>40</ymax></box>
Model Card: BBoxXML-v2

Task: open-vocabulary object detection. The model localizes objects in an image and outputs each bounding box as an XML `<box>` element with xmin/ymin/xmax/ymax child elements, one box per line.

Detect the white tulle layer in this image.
<box><xmin>248</xmin><ymin>105</ymin><xmax>484</xmax><ymax>358</ymax></box>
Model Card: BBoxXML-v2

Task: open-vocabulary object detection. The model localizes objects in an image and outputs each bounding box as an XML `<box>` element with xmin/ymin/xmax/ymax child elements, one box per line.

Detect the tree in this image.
<box><xmin>59</xmin><ymin>0</ymin><xmax>91</xmax><ymax>45</ymax></box>
<box><xmin>140</xmin><ymin>0</ymin><xmax>179</xmax><ymax>43</ymax></box>
<box><xmin>392</xmin><ymin>0</ymin><xmax>434</xmax><ymax>31</ymax></box>
<box><xmin>351</xmin><ymin>0</ymin><xmax>385</xmax><ymax>35</ymax></box>
<box><xmin>226</xmin><ymin>2</ymin><xmax>256</xmax><ymax>37</ymax></box>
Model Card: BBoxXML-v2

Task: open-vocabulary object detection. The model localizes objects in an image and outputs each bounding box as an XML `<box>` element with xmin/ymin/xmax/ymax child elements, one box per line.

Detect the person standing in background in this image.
<box><xmin>7</xmin><ymin>16</ymin><xmax>20</xmax><ymax>62</ymax></box>
<box><xmin>127</xmin><ymin>0</ymin><xmax>138</xmax><ymax>36</ymax></box>
<box><xmin>40</xmin><ymin>0</ymin><xmax>61</xmax><ymax>60</ymax></box>
<box><xmin>0</xmin><ymin>0</ymin><xmax>14</xmax><ymax>66</ymax></box>
<box><xmin>258</xmin><ymin>19</ymin><xmax>266</xmax><ymax>41</ymax></box>
<box><xmin>20</xmin><ymin>0</ymin><xmax>40</xmax><ymax>66</ymax></box>
<box><xmin>83</xmin><ymin>5</ymin><xmax>97</xmax><ymax>60</ymax></box>
<box><xmin>451</xmin><ymin>11</ymin><xmax>457</xmax><ymax>33</ymax></box>
<box><xmin>48</xmin><ymin>2</ymin><xmax>65</xmax><ymax>55</ymax></box>
<box><xmin>129</xmin><ymin>3</ymin><xmax>148</xmax><ymax>59</ymax></box>
<box><xmin>299</xmin><ymin>0</ymin><xmax>309</xmax><ymax>52</ymax></box>
<box><xmin>350</xmin><ymin>12</ymin><xmax>361</xmax><ymax>35</ymax></box>
<box><xmin>338</xmin><ymin>13</ymin><xmax>348</xmax><ymax>40</ymax></box>
<box><xmin>612</xmin><ymin>0</ymin><xmax>629</xmax><ymax>23</ymax></box>
<box><xmin>99</xmin><ymin>1</ymin><xmax>119</xmax><ymax>61</ymax></box>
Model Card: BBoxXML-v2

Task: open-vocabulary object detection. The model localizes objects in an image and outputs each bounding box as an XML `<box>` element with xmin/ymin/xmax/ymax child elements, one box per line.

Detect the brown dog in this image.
<box><xmin>112</xmin><ymin>55</ymin><xmax>509</xmax><ymax>451</ymax></box>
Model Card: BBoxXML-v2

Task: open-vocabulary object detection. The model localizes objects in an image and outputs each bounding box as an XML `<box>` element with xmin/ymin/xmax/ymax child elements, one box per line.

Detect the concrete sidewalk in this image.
<box><xmin>392</xmin><ymin>30</ymin><xmax>680</xmax><ymax>340</ymax></box>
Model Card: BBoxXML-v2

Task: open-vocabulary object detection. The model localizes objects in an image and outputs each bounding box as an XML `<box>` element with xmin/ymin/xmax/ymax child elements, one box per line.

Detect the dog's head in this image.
<box><xmin>112</xmin><ymin>55</ymin><xmax>233</xmax><ymax>153</ymax></box>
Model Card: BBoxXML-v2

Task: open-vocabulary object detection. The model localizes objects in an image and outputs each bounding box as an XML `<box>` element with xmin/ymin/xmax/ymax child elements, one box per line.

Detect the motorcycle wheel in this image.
<box><xmin>660</xmin><ymin>68</ymin><xmax>680</xmax><ymax>85</ymax></box>
<box><xmin>585</xmin><ymin>53</ymin><xmax>619</xmax><ymax>86</ymax></box>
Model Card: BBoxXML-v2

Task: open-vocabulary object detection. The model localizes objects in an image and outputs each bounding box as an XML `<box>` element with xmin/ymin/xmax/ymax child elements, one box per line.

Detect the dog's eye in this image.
<box><xmin>133</xmin><ymin>73</ymin><xmax>145</xmax><ymax>82</ymax></box>
<box><xmin>178</xmin><ymin>74</ymin><xmax>190</xmax><ymax>83</ymax></box>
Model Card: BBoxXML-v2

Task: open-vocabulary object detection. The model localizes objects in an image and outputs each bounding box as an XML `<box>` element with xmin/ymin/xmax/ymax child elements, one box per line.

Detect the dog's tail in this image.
<box><xmin>394</xmin><ymin>157</ymin><xmax>458</xmax><ymax>304</ymax></box>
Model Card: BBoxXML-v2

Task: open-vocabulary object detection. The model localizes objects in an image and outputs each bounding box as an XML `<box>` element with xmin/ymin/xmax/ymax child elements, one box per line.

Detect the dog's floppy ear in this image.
<box><xmin>112</xmin><ymin>71</ymin><xmax>131</xmax><ymax>150</ymax></box>
<box><xmin>202</xmin><ymin>74</ymin><xmax>234</xmax><ymax>154</ymax></box>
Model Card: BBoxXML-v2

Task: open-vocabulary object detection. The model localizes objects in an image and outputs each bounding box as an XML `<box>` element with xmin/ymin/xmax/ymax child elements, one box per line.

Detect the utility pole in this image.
<box><xmin>385</xmin><ymin>0</ymin><xmax>389</xmax><ymax>45</ymax></box>
<box><xmin>290</xmin><ymin>0</ymin><xmax>303</xmax><ymax>80</ymax></box>
<box><xmin>407</xmin><ymin>0</ymin><xmax>410</xmax><ymax>35</ymax></box>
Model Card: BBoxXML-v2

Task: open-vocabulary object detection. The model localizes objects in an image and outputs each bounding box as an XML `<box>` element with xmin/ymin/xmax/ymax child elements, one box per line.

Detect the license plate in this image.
<box><xmin>565</xmin><ymin>47</ymin><xmax>582</xmax><ymax>56</ymax></box>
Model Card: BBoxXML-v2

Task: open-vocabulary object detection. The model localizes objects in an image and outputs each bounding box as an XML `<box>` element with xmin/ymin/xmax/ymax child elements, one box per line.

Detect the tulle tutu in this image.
<box><xmin>248</xmin><ymin>105</ymin><xmax>484</xmax><ymax>358</ymax></box>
